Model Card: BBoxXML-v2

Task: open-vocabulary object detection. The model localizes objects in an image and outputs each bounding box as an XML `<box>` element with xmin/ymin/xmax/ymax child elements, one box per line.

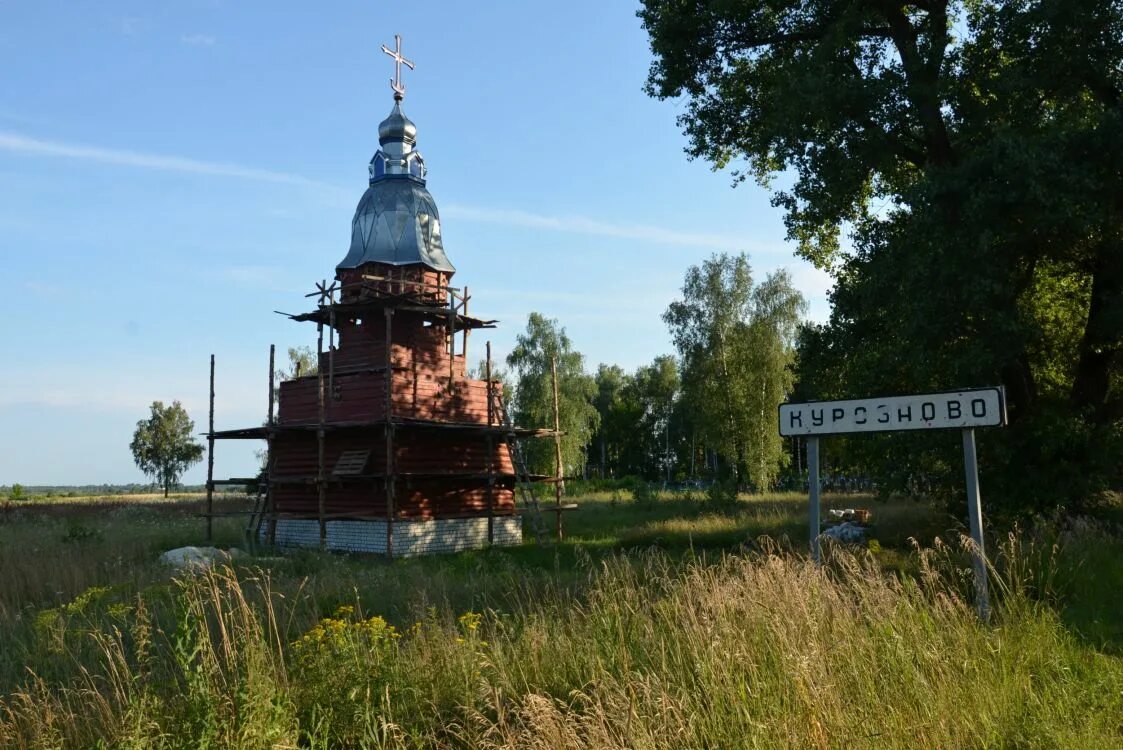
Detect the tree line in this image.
<box><xmin>639</xmin><ymin>0</ymin><xmax>1123</xmax><ymax>513</ymax></box>
<box><xmin>504</xmin><ymin>252</ymin><xmax>806</xmax><ymax>491</ymax></box>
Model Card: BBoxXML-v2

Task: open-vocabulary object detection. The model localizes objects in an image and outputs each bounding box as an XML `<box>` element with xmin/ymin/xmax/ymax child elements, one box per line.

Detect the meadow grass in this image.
<box><xmin>0</xmin><ymin>491</ymin><xmax>1120</xmax><ymax>748</ymax></box>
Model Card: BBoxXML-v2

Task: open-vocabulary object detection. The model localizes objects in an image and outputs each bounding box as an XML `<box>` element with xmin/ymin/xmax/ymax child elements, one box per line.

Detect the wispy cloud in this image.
<box><xmin>442</xmin><ymin>204</ymin><xmax>771</xmax><ymax>253</ymax></box>
<box><xmin>0</xmin><ymin>130</ymin><xmax>787</xmax><ymax>253</ymax></box>
<box><xmin>181</xmin><ymin>33</ymin><xmax>217</xmax><ymax>47</ymax></box>
<box><xmin>471</xmin><ymin>287</ymin><xmax>662</xmax><ymax>312</ymax></box>
<box><xmin>0</xmin><ymin>367</ymin><xmax>263</xmax><ymax>417</ymax></box>
<box><xmin>0</xmin><ymin>131</ymin><xmax>333</xmax><ymax>189</ymax></box>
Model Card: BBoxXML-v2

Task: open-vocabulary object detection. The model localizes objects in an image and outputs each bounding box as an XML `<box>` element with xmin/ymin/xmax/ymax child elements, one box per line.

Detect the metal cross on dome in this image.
<box><xmin>381</xmin><ymin>34</ymin><xmax>414</xmax><ymax>100</ymax></box>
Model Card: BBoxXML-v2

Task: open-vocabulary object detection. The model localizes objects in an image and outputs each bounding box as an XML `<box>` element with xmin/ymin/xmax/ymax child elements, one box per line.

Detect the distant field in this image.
<box><xmin>1</xmin><ymin>491</ymin><xmax>1121</xmax><ymax>748</ymax></box>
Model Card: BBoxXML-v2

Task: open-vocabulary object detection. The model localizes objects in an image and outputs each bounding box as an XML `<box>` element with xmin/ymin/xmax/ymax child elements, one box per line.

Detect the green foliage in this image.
<box><xmin>60</xmin><ymin>521</ymin><xmax>103</xmax><ymax>545</ymax></box>
<box><xmin>628</xmin><ymin>355</ymin><xmax>682</xmax><ymax>483</ymax></box>
<box><xmin>628</xmin><ymin>477</ymin><xmax>658</xmax><ymax>509</ymax></box>
<box><xmin>7</xmin><ymin>484</ymin><xmax>23</xmax><ymax>502</ymax></box>
<box><xmin>590</xmin><ymin>363</ymin><xmax>634</xmax><ymax>478</ymax></box>
<box><xmin>129</xmin><ymin>401</ymin><xmax>205</xmax><ymax>498</ymax></box>
<box><xmin>664</xmin><ymin>253</ymin><xmax>806</xmax><ymax>490</ymax></box>
<box><xmin>289</xmin><ymin>606</ymin><xmax>404</xmax><ymax>744</ymax></box>
<box><xmin>641</xmin><ymin>0</ymin><xmax>1123</xmax><ymax>511</ymax></box>
<box><xmin>592</xmin><ymin>357</ymin><xmax>689</xmax><ymax>482</ymax></box>
<box><xmin>705</xmin><ymin>478</ymin><xmax>739</xmax><ymax>514</ymax></box>
<box><xmin>280</xmin><ymin>346</ymin><xmax>317</xmax><ymax>380</ymax></box>
<box><xmin>3</xmin><ymin>504</ymin><xmax>1123</xmax><ymax>747</ymax></box>
<box><xmin>507</xmin><ymin>313</ymin><xmax>600</xmax><ymax>477</ymax></box>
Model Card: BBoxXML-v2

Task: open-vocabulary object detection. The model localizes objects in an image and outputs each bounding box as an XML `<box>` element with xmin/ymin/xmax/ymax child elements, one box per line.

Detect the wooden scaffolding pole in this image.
<box><xmin>317</xmin><ymin>282</ymin><xmax>327</xmax><ymax>550</ymax></box>
<box><xmin>462</xmin><ymin>286</ymin><xmax>470</xmax><ymax>361</ymax></box>
<box><xmin>384</xmin><ymin>307</ymin><xmax>396</xmax><ymax>560</ymax></box>
<box><xmin>267</xmin><ymin>344</ymin><xmax>276</xmax><ymax>426</ymax></box>
<box><xmin>551</xmin><ymin>356</ymin><xmax>564</xmax><ymax>541</ymax></box>
<box><xmin>206</xmin><ymin>354</ymin><xmax>215</xmax><ymax>543</ymax></box>
<box><xmin>448</xmin><ymin>289</ymin><xmax>456</xmax><ymax>387</ymax></box>
<box><xmin>328</xmin><ymin>282</ymin><xmax>336</xmax><ymax>398</ymax></box>
<box><xmin>265</xmin><ymin>344</ymin><xmax>277</xmax><ymax>545</ymax></box>
<box><xmin>485</xmin><ymin>341</ymin><xmax>495</xmax><ymax>545</ymax></box>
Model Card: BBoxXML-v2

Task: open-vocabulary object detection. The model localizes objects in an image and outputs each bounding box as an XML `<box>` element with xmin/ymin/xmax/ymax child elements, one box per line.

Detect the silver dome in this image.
<box><xmin>336</xmin><ymin>177</ymin><xmax>455</xmax><ymax>273</ymax></box>
<box><xmin>378</xmin><ymin>102</ymin><xmax>417</xmax><ymax>146</ymax></box>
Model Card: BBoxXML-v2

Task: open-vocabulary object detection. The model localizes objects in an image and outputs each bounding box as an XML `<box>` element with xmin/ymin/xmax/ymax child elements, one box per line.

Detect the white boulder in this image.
<box><xmin>159</xmin><ymin>546</ymin><xmax>244</xmax><ymax>570</ymax></box>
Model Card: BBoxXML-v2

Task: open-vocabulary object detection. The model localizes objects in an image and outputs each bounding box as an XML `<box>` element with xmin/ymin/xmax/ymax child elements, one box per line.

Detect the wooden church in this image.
<box><xmin>208</xmin><ymin>36</ymin><xmax>553</xmax><ymax>557</ymax></box>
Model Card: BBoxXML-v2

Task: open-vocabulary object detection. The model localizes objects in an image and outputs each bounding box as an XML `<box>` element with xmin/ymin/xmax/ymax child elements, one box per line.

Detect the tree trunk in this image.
<box><xmin>601</xmin><ymin>434</ymin><xmax>607</xmax><ymax>479</ymax></box>
<box><xmin>1072</xmin><ymin>244</ymin><xmax>1123</xmax><ymax>421</ymax></box>
<box><xmin>715</xmin><ymin>332</ymin><xmax>746</xmax><ymax>483</ymax></box>
<box><xmin>1000</xmin><ymin>354</ymin><xmax>1037</xmax><ymax>421</ymax></box>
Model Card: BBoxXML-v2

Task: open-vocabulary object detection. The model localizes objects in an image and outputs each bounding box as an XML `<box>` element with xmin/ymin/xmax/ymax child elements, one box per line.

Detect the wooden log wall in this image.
<box><xmin>277</xmin><ymin>371</ymin><xmax>492</xmax><ymax>424</ymax></box>
<box><xmin>337</xmin><ymin>266</ymin><xmax>449</xmax><ymax>304</ymax></box>
<box><xmin>270</xmin><ymin>262</ymin><xmax>516</xmax><ymax>523</ymax></box>
<box><xmin>272</xmin><ymin>483</ymin><xmax>516</xmax><ymax>519</ymax></box>
<box><xmin>272</xmin><ymin>430</ymin><xmax>515</xmax><ymax>476</ymax></box>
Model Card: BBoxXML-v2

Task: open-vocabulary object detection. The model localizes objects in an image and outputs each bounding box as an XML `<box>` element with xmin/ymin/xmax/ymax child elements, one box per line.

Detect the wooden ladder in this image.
<box><xmin>244</xmin><ymin>448</ymin><xmax>276</xmax><ymax>546</ymax></box>
<box><xmin>492</xmin><ymin>393</ymin><xmax>551</xmax><ymax>547</ymax></box>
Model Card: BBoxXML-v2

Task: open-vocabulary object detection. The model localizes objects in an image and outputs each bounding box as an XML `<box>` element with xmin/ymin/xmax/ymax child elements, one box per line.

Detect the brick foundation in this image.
<box><xmin>263</xmin><ymin>516</ymin><xmax>522</xmax><ymax>557</ymax></box>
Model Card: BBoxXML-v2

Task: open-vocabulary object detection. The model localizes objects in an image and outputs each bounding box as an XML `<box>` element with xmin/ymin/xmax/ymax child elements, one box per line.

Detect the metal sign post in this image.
<box><xmin>962</xmin><ymin>428</ymin><xmax>990</xmax><ymax>620</ymax></box>
<box><xmin>807</xmin><ymin>436</ymin><xmax>821</xmax><ymax>564</ymax></box>
<box><xmin>780</xmin><ymin>387</ymin><xmax>1005</xmax><ymax>620</ymax></box>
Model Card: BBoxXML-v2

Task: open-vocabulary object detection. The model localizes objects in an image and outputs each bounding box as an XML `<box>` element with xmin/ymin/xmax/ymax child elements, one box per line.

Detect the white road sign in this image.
<box><xmin>779</xmin><ymin>388</ymin><xmax>1006</xmax><ymax>437</ymax></box>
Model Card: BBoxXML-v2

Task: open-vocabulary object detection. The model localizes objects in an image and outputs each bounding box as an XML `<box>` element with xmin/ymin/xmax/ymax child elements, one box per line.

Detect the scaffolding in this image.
<box><xmin>203</xmin><ymin>272</ymin><xmax>573</xmax><ymax>558</ymax></box>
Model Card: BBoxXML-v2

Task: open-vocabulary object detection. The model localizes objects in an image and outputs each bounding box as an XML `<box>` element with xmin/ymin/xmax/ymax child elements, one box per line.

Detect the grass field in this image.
<box><xmin>0</xmin><ymin>490</ymin><xmax>1121</xmax><ymax>748</ymax></box>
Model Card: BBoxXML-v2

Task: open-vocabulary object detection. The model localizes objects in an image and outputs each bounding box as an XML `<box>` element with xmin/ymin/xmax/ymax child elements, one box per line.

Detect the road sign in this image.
<box><xmin>779</xmin><ymin>387</ymin><xmax>1005</xmax><ymax>437</ymax></box>
<box><xmin>781</xmin><ymin>386</ymin><xmax>1005</xmax><ymax>620</ymax></box>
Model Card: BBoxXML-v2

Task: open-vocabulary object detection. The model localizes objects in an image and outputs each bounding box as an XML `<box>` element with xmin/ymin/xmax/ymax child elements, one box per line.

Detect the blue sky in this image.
<box><xmin>0</xmin><ymin>1</ymin><xmax>831</xmax><ymax>485</ymax></box>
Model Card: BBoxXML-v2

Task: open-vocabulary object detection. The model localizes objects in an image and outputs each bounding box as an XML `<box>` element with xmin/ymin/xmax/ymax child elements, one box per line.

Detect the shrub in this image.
<box><xmin>60</xmin><ymin>522</ymin><xmax>103</xmax><ymax>545</ymax></box>
<box><xmin>705</xmin><ymin>478</ymin><xmax>738</xmax><ymax>513</ymax></box>
<box><xmin>630</xmin><ymin>479</ymin><xmax>657</xmax><ymax>509</ymax></box>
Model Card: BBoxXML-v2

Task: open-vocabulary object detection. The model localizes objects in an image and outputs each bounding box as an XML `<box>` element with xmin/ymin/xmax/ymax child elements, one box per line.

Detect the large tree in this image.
<box><xmin>642</xmin><ymin>0</ymin><xmax>1123</xmax><ymax>508</ymax></box>
<box><xmin>590</xmin><ymin>364</ymin><xmax>637</xmax><ymax>478</ymax></box>
<box><xmin>592</xmin><ymin>358</ymin><xmax>698</xmax><ymax>482</ymax></box>
<box><xmin>625</xmin><ymin>355</ymin><xmax>684</xmax><ymax>483</ymax></box>
<box><xmin>507</xmin><ymin>313</ymin><xmax>600</xmax><ymax>478</ymax></box>
<box><xmin>665</xmin><ymin>254</ymin><xmax>806</xmax><ymax>489</ymax></box>
<box><xmin>130</xmin><ymin>400</ymin><xmax>204</xmax><ymax>497</ymax></box>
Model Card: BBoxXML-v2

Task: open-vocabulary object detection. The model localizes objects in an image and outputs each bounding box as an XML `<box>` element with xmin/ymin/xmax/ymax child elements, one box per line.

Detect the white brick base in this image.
<box><xmin>262</xmin><ymin>516</ymin><xmax>522</xmax><ymax>557</ymax></box>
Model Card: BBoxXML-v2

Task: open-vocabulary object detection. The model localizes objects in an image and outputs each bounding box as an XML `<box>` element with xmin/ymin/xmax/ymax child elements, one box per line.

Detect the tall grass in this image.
<box><xmin>1</xmin><ymin>528</ymin><xmax>1120</xmax><ymax>748</ymax></box>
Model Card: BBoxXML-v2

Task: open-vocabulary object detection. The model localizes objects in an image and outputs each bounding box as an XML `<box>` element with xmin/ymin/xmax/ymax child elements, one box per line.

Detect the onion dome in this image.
<box><xmin>378</xmin><ymin>102</ymin><xmax>417</xmax><ymax>146</ymax></box>
<box><xmin>336</xmin><ymin>100</ymin><xmax>454</xmax><ymax>273</ymax></box>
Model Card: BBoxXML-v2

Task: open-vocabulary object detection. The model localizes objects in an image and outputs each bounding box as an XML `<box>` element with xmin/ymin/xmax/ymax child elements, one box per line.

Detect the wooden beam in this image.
<box><xmin>551</xmin><ymin>356</ymin><xmax>565</xmax><ymax>542</ymax></box>
<box><xmin>384</xmin><ymin>306</ymin><xmax>396</xmax><ymax>560</ymax></box>
<box><xmin>486</xmin><ymin>340</ymin><xmax>494</xmax><ymax>545</ymax></box>
<box><xmin>448</xmin><ymin>289</ymin><xmax>455</xmax><ymax>387</ymax></box>
<box><xmin>462</xmin><ymin>286</ymin><xmax>470</xmax><ymax>362</ymax></box>
<box><xmin>206</xmin><ymin>354</ymin><xmax>215</xmax><ymax>543</ymax></box>
<box><xmin>265</xmin><ymin>343</ymin><xmax>276</xmax><ymax>545</ymax></box>
<box><xmin>358</xmin><ymin>273</ymin><xmax>462</xmax><ymax>294</ymax></box>
<box><xmin>317</xmin><ymin>282</ymin><xmax>327</xmax><ymax>550</ymax></box>
<box><xmin>267</xmin><ymin>344</ymin><xmax>276</xmax><ymax>426</ymax></box>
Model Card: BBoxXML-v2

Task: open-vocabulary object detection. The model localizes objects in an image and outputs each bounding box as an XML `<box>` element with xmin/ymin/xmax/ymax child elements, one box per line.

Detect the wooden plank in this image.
<box><xmin>206</xmin><ymin>354</ymin><xmax>215</xmax><ymax>543</ymax></box>
<box><xmin>317</xmin><ymin>289</ymin><xmax>327</xmax><ymax>550</ymax></box>
<box><xmin>384</xmin><ymin>306</ymin><xmax>395</xmax><ymax>560</ymax></box>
